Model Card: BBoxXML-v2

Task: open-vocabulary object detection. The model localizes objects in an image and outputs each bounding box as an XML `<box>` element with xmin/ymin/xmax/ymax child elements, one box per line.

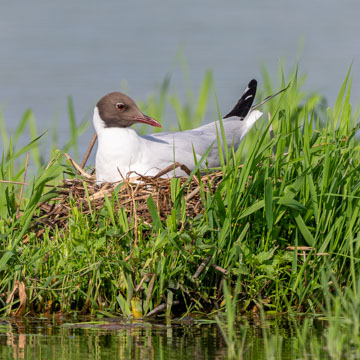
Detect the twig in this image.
<box><xmin>144</xmin><ymin>274</ymin><xmax>156</xmax><ymax>312</ymax></box>
<box><xmin>193</xmin><ymin>255</ymin><xmax>212</xmax><ymax>279</ymax></box>
<box><xmin>286</xmin><ymin>246</ymin><xmax>329</xmax><ymax>256</ymax></box>
<box><xmin>35</xmin><ymin>161</ymin><xmax>224</xmax><ymax>232</ymax></box>
<box><xmin>217</xmin><ymin>275</ymin><xmax>225</xmax><ymax>301</ymax></box>
<box><xmin>252</xmin><ymin>82</ymin><xmax>290</xmax><ymax>110</ymax></box>
<box><xmin>210</xmin><ymin>263</ymin><xmax>228</xmax><ymax>276</ymax></box>
<box><xmin>16</xmin><ymin>153</ymin><xmax>30</xmax><ymax>219</ymax></box>
<box><xmin>0</xmin><ymin>180</ymin><xmax>29</xmax><ymax>186</ymax></box>
<box><xmin>90</xmin><ymin>187</ymin><xmax>113</xmax><ymax>201</ymax></box>
<box><xmin>81</xmin><ymin>133</ymin><xmax>97</xmax><ymax>169</ymax></box>
<box><xmin>186</xmin><ymin>186</ymin><xmax>200</xmax><ymax>201</ymax></box>
<box><xmin>146</xmin><ymin>300</ymin><xmax>180</xmax><ymax>317</ymax></box>
<box><xmin>135</xmin><ymin>273</ymin><xmax>154</xmax><ymax>292</ymax></box>
<box><xmin>64</xmin><ymin>153</ymin><xmax>93</xmax><ymax>179</ymax></box>
<box><xmin>154</xmin><ymin>162</ymin><xmax>191</xmax><ymax>178</ymax></box>
<box><xmin>6</xmin><ymin>280</ymin><xmax>27</xmax><ymax>316</ymax></box>
<box><xmin>287</xmin><ymin>246</ymin><xmax>313</xmax><ymax>251</ymax></box>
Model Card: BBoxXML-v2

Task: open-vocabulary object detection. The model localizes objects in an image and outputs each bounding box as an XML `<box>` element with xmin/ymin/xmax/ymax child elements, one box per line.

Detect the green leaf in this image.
<box><xmin>0</xmin><ymin>251</ymin><xmax>13</xmax><ymax>271</ymax></box>
<box><xmin>265</xmin><ymin>178</ymin><xmax>273</xmax><ymax>231</ymax></box>
<box><xmin>147</xmin><ymin>195</ymin><xmax>162</xmax><ymax>231</ymax></box>
<box><xmin>240</xmin><ymin>200</ymin><xmax>265</xmax><ymax>219</ymax></box>
<box><xmin>294</xmin><ymin>213</ymin><xmax>315</xmax><ymax>246</ymax></box>
<box><xmin>332</xmin><ymin>65</ymin><xmax>352</xmax><ymax>128</ymax></box>
<box><xmin>276</xmin><ymin>197</ymin><xmax>306</xmax><ymax>211</ymax></box>
<box><xmin>255</xmin><ymin>248</ymin><xmax>276</xmax><ymax>264</ymax></box>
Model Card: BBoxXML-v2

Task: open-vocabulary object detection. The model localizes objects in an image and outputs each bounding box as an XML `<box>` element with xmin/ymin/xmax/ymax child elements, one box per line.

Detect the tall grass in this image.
<box><xmin>1</xmin><ymin>64</ymin><xmax>360</xmax><ymax>357</ymax></box>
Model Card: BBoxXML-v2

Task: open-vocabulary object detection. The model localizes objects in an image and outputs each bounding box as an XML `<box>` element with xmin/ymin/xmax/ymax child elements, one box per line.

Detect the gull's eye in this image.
<box><xmin>116</xmin><ymin>103</ymin><xmax>125</xmax><ymax>111</ymax></box>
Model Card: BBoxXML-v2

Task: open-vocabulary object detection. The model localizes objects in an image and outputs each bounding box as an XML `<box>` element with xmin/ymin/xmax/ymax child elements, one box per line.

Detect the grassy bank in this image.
<box><xmin>1</xmin><ymin>65</ymin><xmax>360</xmax><ymax>333</ymax></box>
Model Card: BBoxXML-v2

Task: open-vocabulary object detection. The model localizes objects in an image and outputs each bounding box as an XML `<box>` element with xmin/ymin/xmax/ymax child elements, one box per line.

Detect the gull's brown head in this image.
<box><xmin>96</xmin><ymin>92</ymin><xmax>161</xmax><ymax>128</ymax></box>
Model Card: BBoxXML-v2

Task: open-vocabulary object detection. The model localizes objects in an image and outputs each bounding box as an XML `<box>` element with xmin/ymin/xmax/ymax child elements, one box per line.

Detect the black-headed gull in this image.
<box><xmin>93</xmin><ymin>79</ymin><xmax>262</xmax><ymax>183</ymax></box>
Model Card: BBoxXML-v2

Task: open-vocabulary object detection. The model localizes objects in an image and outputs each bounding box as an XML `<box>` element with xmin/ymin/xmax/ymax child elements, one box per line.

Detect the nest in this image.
<box><xmin>37</xmin><ymin>156</ymin><xmax>224</xmax><ymax>229</ymax></box>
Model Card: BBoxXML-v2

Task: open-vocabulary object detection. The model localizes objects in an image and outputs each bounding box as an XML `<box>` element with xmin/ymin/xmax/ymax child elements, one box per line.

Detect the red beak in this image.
<box><xmin>134</xmin><ymin>114</ymin><xmax>162</xmax><ymax>128</ymax></box>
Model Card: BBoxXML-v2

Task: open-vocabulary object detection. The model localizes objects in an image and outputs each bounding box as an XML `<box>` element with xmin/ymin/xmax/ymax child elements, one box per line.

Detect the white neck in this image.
<box><xmin>93</xmin><ymin>106</ymin><xmax>107</xmax><ymax>135</ymax></box>
<box><xmin>93</xmin><ymin>106</ymin><xmax>140</xmax><ymax>146</ymax></box>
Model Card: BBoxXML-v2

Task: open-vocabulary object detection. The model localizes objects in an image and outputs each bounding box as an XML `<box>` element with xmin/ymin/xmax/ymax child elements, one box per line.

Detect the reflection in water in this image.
<box><xmin>5</xmin><ymin>321</ymin><xmax>26</xmax><ymax>360</ymax></box>
<box><xmin>0</xmin><ymin>317</ymin><xmax>328</xmax><ymax>360</ymax></box>
<box><xmin>0</xmin><ymin>318</ymin><xmax>227</xmax><ymax>360</ymax></box>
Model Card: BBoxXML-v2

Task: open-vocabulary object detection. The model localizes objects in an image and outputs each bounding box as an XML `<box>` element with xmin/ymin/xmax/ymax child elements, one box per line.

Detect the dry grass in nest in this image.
<box><xmin>37</xmin><ymin>155</ymin><xmax>224</xmax><ymax>230</ymax></box>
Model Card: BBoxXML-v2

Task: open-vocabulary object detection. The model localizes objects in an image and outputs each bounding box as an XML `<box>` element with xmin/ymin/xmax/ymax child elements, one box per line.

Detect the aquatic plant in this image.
<box><xmin>1</xmin><ymin>65</ymin><xmax>360</xmax><ymax>344</ymax></box>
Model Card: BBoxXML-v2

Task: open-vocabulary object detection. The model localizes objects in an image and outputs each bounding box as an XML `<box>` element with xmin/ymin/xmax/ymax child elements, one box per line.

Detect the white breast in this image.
<box><xmin>94</xmin><ymin>108</ymin><xmax>140</xmax><ymax>182</ymax></box>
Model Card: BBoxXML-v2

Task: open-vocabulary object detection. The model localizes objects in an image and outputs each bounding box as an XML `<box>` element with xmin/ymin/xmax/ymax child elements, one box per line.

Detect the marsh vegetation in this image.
<box><xmin>1</xmin><ymin>66</ymin><xmax>360</xmax><ymax>358</ymax></box>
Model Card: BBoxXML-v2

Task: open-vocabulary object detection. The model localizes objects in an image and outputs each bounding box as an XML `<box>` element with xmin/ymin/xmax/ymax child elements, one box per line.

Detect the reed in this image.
<box><xmin>1</xmin><ymin>65</ymin><xmax>360</xmax><ymax>358</ymax></box>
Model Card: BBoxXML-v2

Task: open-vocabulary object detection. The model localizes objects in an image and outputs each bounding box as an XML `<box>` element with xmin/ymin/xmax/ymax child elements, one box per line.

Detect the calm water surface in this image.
<box><xmin>1</xmin><ymin>318</ymin><xmax>224</xmax><ymax>360</ymax></box>
<box><xmin>0</xmin><ymin>317</ymin><xmax>329</xmax><ymax>360</ymax></box>
<box><xmin>1</xmin><ymin>1</ymin><xmax>360</xmax><ymax>159</ymax></box>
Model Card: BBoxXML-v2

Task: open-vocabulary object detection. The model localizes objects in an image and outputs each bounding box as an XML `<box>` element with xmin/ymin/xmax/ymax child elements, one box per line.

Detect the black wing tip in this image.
<box><xmin>248</xmin><ymin>79</ymin><xmax>257</xmax><ymax>88</ymax></box>
<box><xmin>223</xmin><ymin>79</ymin><xmax>257</xmax><ymax>119</ymax></box>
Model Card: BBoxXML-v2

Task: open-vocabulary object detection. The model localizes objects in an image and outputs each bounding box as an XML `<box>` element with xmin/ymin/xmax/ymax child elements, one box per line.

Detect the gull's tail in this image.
<box><xmin>223</xmin><ymin>79</ymin><xmax>257</xmax><ymax>119</ymax></box>
<box><xmin>224</xmin><ymin>79</ymin><xmax>290</xmax><ymax>120</ymax></box>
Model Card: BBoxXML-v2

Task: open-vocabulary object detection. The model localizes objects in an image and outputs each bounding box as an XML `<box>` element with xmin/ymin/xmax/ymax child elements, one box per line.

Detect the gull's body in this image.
<box><xmin>93</xmin><ymin>79</ymin><xmax>263</xmax><ymax>183</ymax></box>
<box><xmin>94</xmin><ymin>108</ymin><xmax>262</xmax><ymax>182</ymax></box>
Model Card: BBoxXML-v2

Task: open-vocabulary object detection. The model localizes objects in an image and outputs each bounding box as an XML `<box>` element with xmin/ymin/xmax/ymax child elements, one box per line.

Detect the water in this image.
<box><xmin>0</xmin><ymin>317</ymin><xmax>329</xmax><ymax>360</ymax></box>
<box><xmin>0</xmin><ymin>318</ymin><xmax>226</xmax><ymax>360</ymax></box>
<box><xmin>1</xmin><ymin>0</ymin><xmax>360</xmax><ymax>159</ymax></box>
